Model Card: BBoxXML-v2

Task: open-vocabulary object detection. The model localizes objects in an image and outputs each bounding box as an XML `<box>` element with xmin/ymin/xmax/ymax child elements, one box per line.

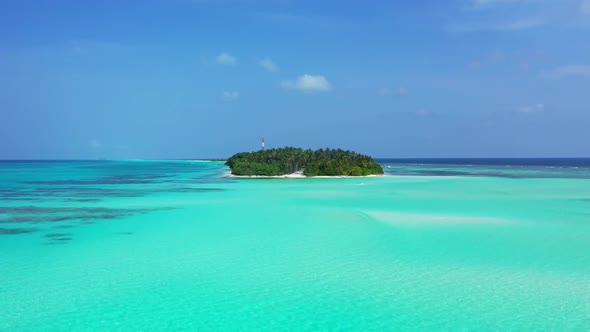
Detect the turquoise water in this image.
<box><xmin>1</xmin><ymin>160</ymin><xmax>590</xmax><ymax>331</ymax></box>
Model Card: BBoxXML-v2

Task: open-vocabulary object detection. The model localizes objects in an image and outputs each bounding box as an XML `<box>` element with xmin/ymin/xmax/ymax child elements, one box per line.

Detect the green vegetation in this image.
<box><xmin>225</xmin><ymin>147</ymin><xmax>384</xmax><ymax>177</ymax></box>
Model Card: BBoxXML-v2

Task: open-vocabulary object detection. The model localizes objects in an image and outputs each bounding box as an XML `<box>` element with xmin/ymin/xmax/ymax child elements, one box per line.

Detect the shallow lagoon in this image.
<box><xmin>1</xmin><ymin>160</ymin><xmax>590</xmax><ymax>330</ymax></box>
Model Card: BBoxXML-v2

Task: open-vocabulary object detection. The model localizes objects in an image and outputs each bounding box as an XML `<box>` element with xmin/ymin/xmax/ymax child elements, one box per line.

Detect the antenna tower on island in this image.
<box><xmin>261</xmin><ymin>138</ymin><xmax>265</xmax><ymax>151</ymax></box>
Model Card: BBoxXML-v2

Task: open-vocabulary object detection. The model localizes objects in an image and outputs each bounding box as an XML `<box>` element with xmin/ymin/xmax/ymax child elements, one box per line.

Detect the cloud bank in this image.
<box><xmin>517</xmin><ymin>103</ymin><xmax>545</xmax><ymax>113</ymax></box>
<box><xmin>544</xmin><ymin>65</ymin><xmax>590</xmax><ymax>79</ymax></box>
<box><xmin>223</xmin><ymin>91</ymin><xmax>240</xmax><ymax>101</ymax></box>
<box><xmin>257</xmin><ymin>57</ymin><xmax>280</xmax><ymax>73</ymax></box>
<box><xmin>216</xmin><ymin>52</ymin><xmax>237</xmax><ymax>66</ymax></box>
<box><xmin>281</xmin><ymin>74</ymin><xmax>332</xmax><ymax>93</ymax></box>
<box><xmin>378</xmin><ymin>87</ymin><xmax>409</xmax><ymax>96</ymax></box>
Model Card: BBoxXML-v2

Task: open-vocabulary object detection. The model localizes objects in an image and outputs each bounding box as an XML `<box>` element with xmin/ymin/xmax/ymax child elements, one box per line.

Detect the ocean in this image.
<box><xmin>1</xmin><ymin>159</ymin><xmax>590</xmax><ymax>330</ymax></box>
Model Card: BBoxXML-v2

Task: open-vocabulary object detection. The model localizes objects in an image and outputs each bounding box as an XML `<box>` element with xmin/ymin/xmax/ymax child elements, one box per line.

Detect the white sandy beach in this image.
<box><xmin>225</xmin><ymin>170</ymin><xmax>383</xmax><ymax>179</ymax></box>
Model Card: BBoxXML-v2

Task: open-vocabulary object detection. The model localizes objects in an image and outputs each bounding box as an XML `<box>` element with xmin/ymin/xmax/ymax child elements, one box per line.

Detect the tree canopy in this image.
<box><xmin>225</xmin><ymin>147</ymin><xmax>384</xmax><ymax>176</ymax></box>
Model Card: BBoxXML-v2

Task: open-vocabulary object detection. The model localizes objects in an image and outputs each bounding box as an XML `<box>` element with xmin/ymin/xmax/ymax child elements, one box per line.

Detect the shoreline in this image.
<box><xmin>225</xmin><ymin>172</ymin><xmax>384</xmax><ymax>179</ymax></box>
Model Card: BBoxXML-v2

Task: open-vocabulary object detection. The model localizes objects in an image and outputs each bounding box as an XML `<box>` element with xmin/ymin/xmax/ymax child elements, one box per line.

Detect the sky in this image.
<box><xmin>1</xmin><ymin>0</ymin><xmax>589</xmax><ymax>159</ymax></box>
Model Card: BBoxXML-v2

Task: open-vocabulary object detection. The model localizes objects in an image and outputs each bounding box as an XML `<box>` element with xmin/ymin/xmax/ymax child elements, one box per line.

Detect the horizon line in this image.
<box><xmin>1</xmin><ymin>157</ymin><xmax>590</xmax><ymax>161</ymax></box>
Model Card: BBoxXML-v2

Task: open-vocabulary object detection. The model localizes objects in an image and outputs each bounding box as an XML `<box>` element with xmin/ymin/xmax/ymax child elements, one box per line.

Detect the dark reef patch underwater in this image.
<box><xmin>0</xmin><ymin>227</ymin><xmax>38</xmax><ymax>235</ymax></box>
<box><xmin>0</xmin><ymin>206</ymin><xmax>175</xmax><ymax>226</ymax></box>
<box><xmin>0</xmin><ymin>160</ymin><xmax>227</xmax><ymax>236</ymax></box>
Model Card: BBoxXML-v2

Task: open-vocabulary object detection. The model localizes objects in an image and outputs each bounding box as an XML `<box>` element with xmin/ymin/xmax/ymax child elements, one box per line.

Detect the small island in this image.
<box><xmin>225</xmin><ymin>147</ymin><xmax>384</xmax><ymax>177</ymax></box>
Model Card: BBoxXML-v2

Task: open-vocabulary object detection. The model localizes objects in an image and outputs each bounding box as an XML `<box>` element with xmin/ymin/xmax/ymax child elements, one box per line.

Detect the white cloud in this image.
<box><xmin>89</xmin><ymin>139</ymin><xmax>101</xmax><ymax>148</ymax></box>
<box><xmin>415</xmin><ymin>109</ymin><xmax>432</xmax><ymax>117</ymax></box>
<box><xmin>65</xmin><ymin>40</ymin><xmax>126</xmax><ymax>57</ymax></box>
<box><xmin>216</xmin><ymin>52</ymin><xmax>237</xmax><ymax>66</ymax></box>
<box><xmin>493</xmin><ymin>18</ymin><xmax>545</xmax><ymax>30</ymax></box>
<box><xmin>469</xmin><ymin>0</ymin><xmax>509</xmax><ymax>9</ymax></box>
<box><xmin>454</xmin><ymin>0</ymin><xmax>590</xmax><ymax>31</ymax></box>
<box><xmin>544</xmin><ymin>65</ymin><xmax>590</xmax><ymax>79</ymax></box>
<box><xmin>223</xmin><ymin>91</ymin><xmax>239</xmax><ymax>101</ymax></box>
<box><xmin>378</xmin><ymin>87</ymin><xmax>409</xmax><ymax>96</ymax></box>
<box><xmin>257</xmin><ymin>57</ymin><xmax>280</xmax><ymax>73</ymax></box>
<box><xmin>448</xmin><ymin>17</ymin><xmax>545</xmax><ymax>32</ymax></box>
<box><xmin>467</xmin><ymin>0</ymin><xmax>540</xmax><ymax>10</ymax></box>
<box><xmin>516</xmin><ymin>103</ymin><xmax>545</xmax><ymax>113</ymax></box>
<box><xmin>468</xmin><ymin>51</ymin><xmax>507</xmax><ymax>68</ymax></box>
<box><xmin>281</xmin><ymin>74</ymin><xmax>332</xmax><ymax>93</ymax></box>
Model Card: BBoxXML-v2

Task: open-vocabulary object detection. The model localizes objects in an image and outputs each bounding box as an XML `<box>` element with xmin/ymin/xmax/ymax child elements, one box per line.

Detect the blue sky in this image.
<box><xmin>1</xmin><ymin>0</ymin><xmax>589</xmax><ymax>159</ymax></box>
